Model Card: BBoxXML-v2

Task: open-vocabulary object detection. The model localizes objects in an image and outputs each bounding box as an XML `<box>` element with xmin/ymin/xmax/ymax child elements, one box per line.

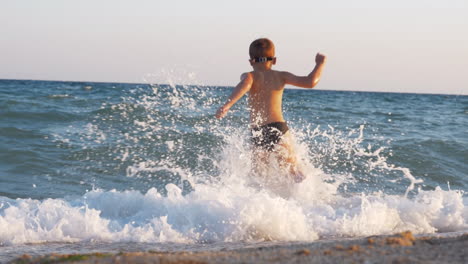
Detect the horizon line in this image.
<box><xmin>0</xmin><ymin>78</ymin><xmax>466</xmax><ymax>97</ymax></box>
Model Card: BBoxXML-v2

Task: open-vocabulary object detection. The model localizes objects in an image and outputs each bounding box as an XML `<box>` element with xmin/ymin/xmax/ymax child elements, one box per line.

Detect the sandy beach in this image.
<box><xmin>11</xmin><ymin>231</ymin><xmax>468</xmax><ymax>264</ymax></box>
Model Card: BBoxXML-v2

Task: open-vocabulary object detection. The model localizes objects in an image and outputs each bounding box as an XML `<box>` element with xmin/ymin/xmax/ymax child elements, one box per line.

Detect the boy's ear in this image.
<box><xmin>273</xmin><ymin>57</ymin><xmax>277</xmax><ymax>65</ymax></box>
<box><xmin>249</xmin><ymin>59</ymin><xmax>254</xmax><ymax>66</ymax></box>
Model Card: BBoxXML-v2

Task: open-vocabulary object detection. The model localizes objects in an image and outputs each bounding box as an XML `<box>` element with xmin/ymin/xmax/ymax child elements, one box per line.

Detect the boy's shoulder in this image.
<box><xmin>241</xmin><ymin>70</ymin><xmax>290</xmax><ymax>86</ymax></box>
<box><xmin>240</xmin><ymin>72</ymin><xmax>254</xmax><ymax>82</ymax></box>
<box><xmin>245</xmin><ymin>69</ymin><xmax>287</xmax><ymax>76</ymax></box>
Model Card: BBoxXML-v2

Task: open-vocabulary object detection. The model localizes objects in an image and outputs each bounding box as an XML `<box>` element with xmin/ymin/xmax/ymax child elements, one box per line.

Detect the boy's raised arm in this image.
<box><xmin>215</xmin><ymin>72</ymin><xmax>253</xmax><ymax>119</ymax></box>
<box><xmin>282</xmin><ymin>53</ymin><xmax>327</xmax><ymax>88</ymax></box>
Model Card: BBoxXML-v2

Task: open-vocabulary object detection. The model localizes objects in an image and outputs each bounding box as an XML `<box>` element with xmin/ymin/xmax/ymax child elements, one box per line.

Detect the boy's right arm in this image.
<box><xmin>282</xmin><ymin>53</ymin><xmax>327</xmax><ymax>88</ymax></box>
<box><xmin>215</xmin><ymin>72</ymin><xmax>253</xmax><ymax>119</ymax></box>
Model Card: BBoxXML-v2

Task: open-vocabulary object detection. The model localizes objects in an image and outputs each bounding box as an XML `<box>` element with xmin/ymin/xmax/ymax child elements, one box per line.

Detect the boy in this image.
<box><xmin>216</xmin><ymin>38</ymin><xmax>326</xmax><ymax>182</ymax></box>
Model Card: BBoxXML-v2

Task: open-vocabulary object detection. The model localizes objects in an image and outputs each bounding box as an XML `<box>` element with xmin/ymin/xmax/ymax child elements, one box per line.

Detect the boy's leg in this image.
<box><xmin>251</xmin><ymin>147</ymin><xmax>268</xmax><ymax>176</ymax></box>
<box><xmin>276</xmin><ymin>132</ymin><xmax>305</xmax><ymax>182</ymax></box>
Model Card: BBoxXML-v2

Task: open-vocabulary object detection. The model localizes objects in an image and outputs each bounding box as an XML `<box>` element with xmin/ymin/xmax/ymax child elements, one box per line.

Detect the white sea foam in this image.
<box><xmin>1</xmin><ymin>128</ymin><xmax>467</xmax><ymax>245</ymax></box>
<box><xmin>0</xmin><ymin>182</ymin><xmax>466</xmax><ymax>245</ymax></box>
<box><xmin>3</xmin><ymin>81</ymin><xmax>466</xmax><ymax>246</ymax></box>
<box><xmin>48</xmin><ymin>94</ymin><xmax>73</xmax><ymax>99</ymax></box>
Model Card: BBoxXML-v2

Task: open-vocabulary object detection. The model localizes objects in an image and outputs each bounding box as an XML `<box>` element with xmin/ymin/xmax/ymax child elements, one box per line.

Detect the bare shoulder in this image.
<box><xmin>277</xmin><ymin>71</ymin><xmax>304</xmax><ymax>86</ymax></box>
<box><xmin>276</xmin><ymin>70</ymin><xmax>294</xmax><ymax>79</ymax></box>
<box><xmin>240</xmin><ymin>72</ymin><xmax>254</xmax><ymax>82</ymax></box>
<box><xmin>240</xmin><ymin>72</ymin><xmax>253</xmax><ymax>79</ymax></box>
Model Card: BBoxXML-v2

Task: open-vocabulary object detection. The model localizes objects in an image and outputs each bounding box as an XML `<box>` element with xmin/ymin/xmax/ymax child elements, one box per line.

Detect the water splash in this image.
<box><xmin>2</xmin><ymin>79</ymin><xmax>466</xmax><ymax>246</ymax></box>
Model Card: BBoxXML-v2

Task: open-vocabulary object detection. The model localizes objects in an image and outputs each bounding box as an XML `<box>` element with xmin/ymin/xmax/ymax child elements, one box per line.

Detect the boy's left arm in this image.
<box><xmin>282</xmin><ymin>53</ymin><xmax>326</xmax><ymax>88</ymax></box>
<box><xmin>216</xmin><ymin>73</ymin><xmax>253</xmax><ymax>119</ymax></box>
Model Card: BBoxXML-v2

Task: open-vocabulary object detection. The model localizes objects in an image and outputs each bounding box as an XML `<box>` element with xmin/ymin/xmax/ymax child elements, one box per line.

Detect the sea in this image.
<box><xmin>0</xmin><ymin>79</ymin><xmax>467</xmax><ymax>262</ymax></box>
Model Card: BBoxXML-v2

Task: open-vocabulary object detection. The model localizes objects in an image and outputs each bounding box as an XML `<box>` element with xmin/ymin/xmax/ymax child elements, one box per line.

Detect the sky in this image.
<box><xmin>1</xmin><ymin>0</ymin><xmax>467</xmax><ymax>95</ymax></box>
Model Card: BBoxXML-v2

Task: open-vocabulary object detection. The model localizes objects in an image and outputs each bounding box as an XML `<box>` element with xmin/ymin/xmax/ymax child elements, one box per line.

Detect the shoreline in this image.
<box><xmin>11</xmin><ymin>231</ymin><xmax>468</xmax><ymax>264</ymax></box>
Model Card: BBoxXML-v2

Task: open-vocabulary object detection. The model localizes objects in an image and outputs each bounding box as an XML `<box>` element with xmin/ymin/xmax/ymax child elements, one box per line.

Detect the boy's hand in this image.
<box><xmin>215</xmin><ymin>106</ymin><xmax>228</xmax><ymax>119</ymax></box>
<box><xmin>315</xmin><ymin>53</ymin><xmax>326</xmax><ymax>65</ymax></box>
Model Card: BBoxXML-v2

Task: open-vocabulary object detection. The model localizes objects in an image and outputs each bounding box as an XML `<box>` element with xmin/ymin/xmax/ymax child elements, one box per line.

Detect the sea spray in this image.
<box><xmin>0</xmin><ymin>80</ymin><xmax>467</xmax><ymax>246</ymax></box>
<box><xmin>0</xmin><ymin>182</ymin><xmax>466</xmax><ymax>245</ymax></box>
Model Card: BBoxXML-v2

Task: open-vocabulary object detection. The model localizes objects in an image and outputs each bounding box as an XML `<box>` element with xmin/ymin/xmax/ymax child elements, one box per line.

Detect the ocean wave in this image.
<box><xmin>0</xmin><ymin>111</ymin><xmax>81</xmax><ymax>122</ymax></box>
<box><xmin>1</xmin><ymin>80</ymin><xmax>467</xmax><ymax>246</ymax></box>
<box><xmin>0</xmin><ymin>184</ymin><xmax>466</xmax><ymax>245</ymax></box>
<box><xmin>47</xmin><ymin>94</ymin><xmax>74</xmax><ymax>99</ymax></box>
<box><xmin>0</xmin><ymin>127</ymin><xmax>44</xmax><ymax>139</ymax></box>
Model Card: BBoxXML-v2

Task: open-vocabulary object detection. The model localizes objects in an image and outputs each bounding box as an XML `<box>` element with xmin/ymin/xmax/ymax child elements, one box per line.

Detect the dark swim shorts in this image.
<box><xmin>251</xmin><ymin>122</ymin><xmax>289</xmax><ymax>151</ymax></box>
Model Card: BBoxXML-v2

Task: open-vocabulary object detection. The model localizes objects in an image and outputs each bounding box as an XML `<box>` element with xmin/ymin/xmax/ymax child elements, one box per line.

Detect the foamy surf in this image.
<box><xmin>1</xmin><ymin>126</ymin><xmax>467</xmax><ymax>246</ymax></box>
<box><xmin>0</xmin><ymin>180</ymin><xmax>466</xmax><ymax>246</ymax></box>
<box><xmin>1</xmin><ymin>81</ymin><xmax>467</xmax><ymax>247</ymax></box>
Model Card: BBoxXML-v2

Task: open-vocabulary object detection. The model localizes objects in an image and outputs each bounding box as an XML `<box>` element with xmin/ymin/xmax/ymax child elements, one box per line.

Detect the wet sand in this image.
<box><xmin>11</xmin><ymin>232</ymin><xmax>468</xmax><ymax>264</ymax></box>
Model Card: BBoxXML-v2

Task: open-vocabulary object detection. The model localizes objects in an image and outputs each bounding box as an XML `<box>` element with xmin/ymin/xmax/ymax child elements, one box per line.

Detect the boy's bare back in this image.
<box><xmin>216</xmin><ymin>51</ymin><xmax>326</xmax><ymax>126</ymax></box>
<box><xmin>247</xmin><ymin>69</ymin><xmax>286</xmax><ymax>126</ymax></box>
